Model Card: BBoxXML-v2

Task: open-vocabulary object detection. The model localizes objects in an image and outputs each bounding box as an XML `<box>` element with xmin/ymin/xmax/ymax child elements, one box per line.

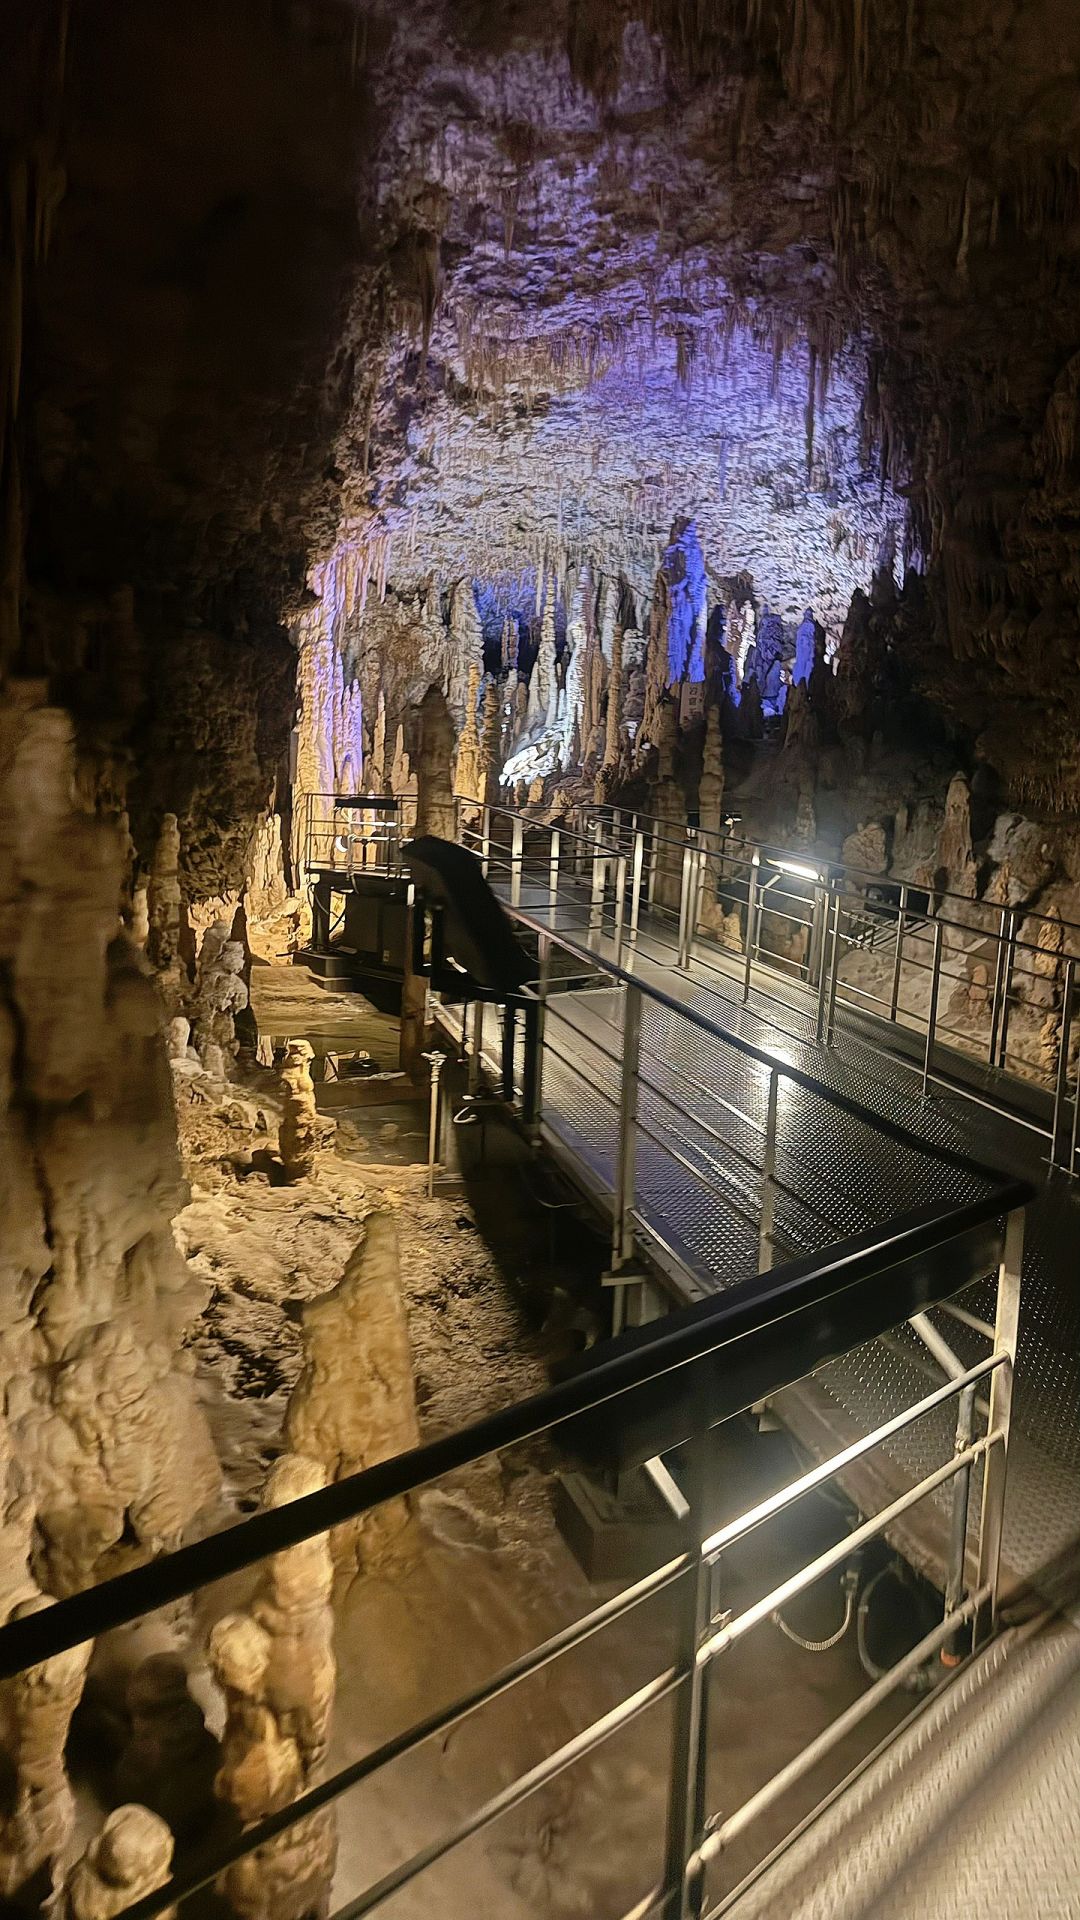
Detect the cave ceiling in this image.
<box><xmin>7</xmin><ymin>0</ymin><xmax>1080</xmax><ymax>804</ymax></box>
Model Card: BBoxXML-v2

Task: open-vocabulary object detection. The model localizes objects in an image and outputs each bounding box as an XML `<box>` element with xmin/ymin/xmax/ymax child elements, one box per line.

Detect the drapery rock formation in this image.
<box><xmin>285</xmin><ymin>1211</ymin><xmax>420</xmax><ymax>1575</ymax></box>
<box><xmin>0</xmin><ymin>696</ymin><xmax>219</xmax><ymax>1600</ymax></box>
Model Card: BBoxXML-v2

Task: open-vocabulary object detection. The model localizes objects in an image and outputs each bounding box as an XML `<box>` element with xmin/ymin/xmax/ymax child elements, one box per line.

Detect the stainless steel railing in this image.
<box><xmin>472</xmin><ymin>797</ymin><xmax>1080</xmax><ymax>1173</ymax></box>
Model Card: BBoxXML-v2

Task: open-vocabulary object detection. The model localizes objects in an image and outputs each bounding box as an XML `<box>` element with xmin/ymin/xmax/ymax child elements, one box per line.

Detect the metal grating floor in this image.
<box><xmin>492</xmin><ymin>863</ymin><xmax>1080</xmax><ymax>1595</ymax></box>
<box><xmin>726</xmin><ymin>1616</ymin><xmax>1080</xmax><ymax>1920</ymax></box>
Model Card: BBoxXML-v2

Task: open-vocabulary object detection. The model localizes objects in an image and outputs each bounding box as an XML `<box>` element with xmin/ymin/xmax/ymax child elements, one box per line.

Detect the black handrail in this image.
<box><xmin>0</xmin><ymin>1180</ymin><xmax>1028</xmax><ymax>1681</ymax></box>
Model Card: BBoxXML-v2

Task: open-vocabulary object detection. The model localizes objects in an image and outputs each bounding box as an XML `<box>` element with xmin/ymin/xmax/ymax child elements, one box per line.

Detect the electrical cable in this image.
<box><xmin>772</xmin><ymin>1570</ymin><xmax>858</xmax><ymax>1653</ymax></box>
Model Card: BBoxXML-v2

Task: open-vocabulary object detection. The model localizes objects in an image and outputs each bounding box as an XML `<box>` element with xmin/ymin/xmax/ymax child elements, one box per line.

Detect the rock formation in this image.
<box><xmin>208</xmin><ymin>1455</ymin><xmax>336</xmax><ymax>1920</ymax></box>
<box><xmin>413</xmin><ymin>687</ymin><xmax>456</xmax><ymax>840</ymax></box>
<box><xmin>62</xmin><ymin>1806</ymin><xmax>175</xmax><ymax>1920</ymax></box>
<box><xmin>452</xmin><ymin>662</ymin><xmax>484</xmax><ymax>808</ymax></box>
<box><xmin>279</xmin><ymin>1040</ymin><xmax>319</xmax><ymax>1181</ymax></box>
<box><xmin>285</xmin><ymin>1210</ymin><xmax>420</xmax><ymax>1573</ymax></box>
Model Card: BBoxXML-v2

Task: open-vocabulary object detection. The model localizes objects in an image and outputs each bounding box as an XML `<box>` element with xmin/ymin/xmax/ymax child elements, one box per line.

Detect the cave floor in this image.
<box><xmin>157</xmin><ymin>959</ymin><xmax>914</xmax><ymax>1920</ymax></box>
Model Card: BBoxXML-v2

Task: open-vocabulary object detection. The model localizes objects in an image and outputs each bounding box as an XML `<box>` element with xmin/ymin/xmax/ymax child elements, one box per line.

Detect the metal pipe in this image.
<box><xmin>742</xmin><ymin>853</ymin><xmax>760</xmax><ymax>1003</ymax></box>
<box><xmin>664</xmin><ymin>1431</ymin><xmax>712</xmax><ymax>1920</ymax></box>
<box><xmin>889</xmin><ymin>881</ymin><xmax>909</xmax><ymax>1022</ymax></box>
<box><xmin>976</xmin><ymin>1205</ymin><xmax>1024</xmax><ymax>1641</ymax></box>
<box><xmin>630</xmin><ymin>827</ymin><xmax>645</xmax><ymax>952</ymax></box>
<box><xmin>922</xmin><ymin>918</ymin><xmax>944</xmax><ymax>1097</ymax></box>
<box><xmin>613</xmin><ymin>852</ymin><xmax>628</xmax><ymax>967</ymax></box>
<box><xmin>909</xmin><ymin>1311</ymin><xmax>967</xmax><ymax>1381</ymax></box>
<box><xmin>510</xmin><ymin>813</ymin><xmax>523</xmax><ymax>907</ymax></box>
<box><xmin>612</xmin><ymin>984</ymin><xmax>642</xmax><ymax>1271</ymax></box>
<box><xmin>422</xmin><ymin>1050</ymin><xmax>446</xmax><ymax>1199</ymax></box>
<box><xmin>996</xmin><ymin>907</ymin><xmax>1017</xmax><ymax>1066</ymax></box>
<box><xmin>759</xmin><ymin>1069</ymin><xmax>779</xmax><ymax>1273</ymax></box>
<box><xmin>942</xmin><ymin>1382</ymin><xmax>976</xmax><ymax>1656</ymax></box>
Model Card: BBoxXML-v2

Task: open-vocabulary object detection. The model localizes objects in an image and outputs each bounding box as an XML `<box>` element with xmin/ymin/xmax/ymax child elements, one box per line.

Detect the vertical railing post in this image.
<box><xmin>976</xmin><ymin>1206</ymin><xmax>1025</xmax><ymax>1643</ymax></box>
<box><xmin>1051</xmin><ymin>957</ymin><xmax>1075</xmax><ymax>1169</ymax></box>
<box><xmin>629</xmin><ymin>827</ymin><xmax>645</xmax><ymax>953</ymax></box>
<box><xmin>612</xmin><ymin>852</ymin><xmax>628</xmax><ymax>967</ymax></box>
<box><xmin>589</xmin><ymin>820</ymin><xmax>605</xmax><ymax>948</ymax></box>
<box><xmin>647</xmin><ymin>816</ymin><xmax>661</xmax><ymax>907</ymax></box>
<box><xmin>742</xmin><ymin>852</ymin><xmax>760</xmax><ymax>1004</ymax></box>
<box><xmin>996</xmin><ymin>908</ymin><xmax>1017</xmax><ymax>1068</ymax></box>
<box><xmin>889</xmin><ymin>881</ymin><xmax>909</xmax><ymax>1023</ymax></box>
<box><xmin>521</xmin><ymin>936</ymin><xmax>548</xmax><ymax>1142</ymax></box>
<box><xmin>813</xmin><ymin>882</ymin><xmax>831</xmax><ymax>1043</ymax></box>
<box><xmin>548</xmin><ymin>827</ymin><xmax>560</xmax><ymax>924</ymax></box>
<box><xmin>943</xmin><ymin>1381</ymin><xmax>976</xmax><ymax>1661</ymax></box>
<box><xmin>677</xmin><ymin>842</ymin><xmax>694</xmax><ymax>969</ymax></box>
<box><xmin>759</xmin><ymin>1067</ymin><xmax>779</xmax><ymax>1272</ymax></box>
<box><xmin>467</xmin><ymin>1000</ymin><xmax>484</xmax><ymax>1095</ymax></box>
<box><xmin>987</xmin><ymin>903</ymin><xmax>1009</xmax><ymax>1064</ymax></box>
<box><xmin>922</xmin><ymin>918</ymin><xmax>944</xmax><ymax>1097</ymax></box>
<box><xmin>510</xmin><ymin>813</ymin><xmax>523</xmax><ymax>908</ymax></box>
<box><xmin>480</xmin><ymin>803</ymin><xmax>491</xmax><ymax>878</ymax></box>
<box><xmin>824</xmin><ymin>883</ymin><xmax>843</xmax><ymax>1045</ymax></box>
<box><xmin>664</xmin><ymin>1424</ymin><xmax>712</xmax><ymax>1920</ymax></box>
<box><xmin>611</xmin><ymin>983</ymin><xmax>641</xmax><ymax>1277</ymax></box>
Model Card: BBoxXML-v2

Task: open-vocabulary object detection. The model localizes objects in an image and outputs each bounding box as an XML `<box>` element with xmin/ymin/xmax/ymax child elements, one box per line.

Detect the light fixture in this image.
<box><xmin>771</xmin><ymin>858</ymin><xmax>823</xmax><ymax>883</ymax></box>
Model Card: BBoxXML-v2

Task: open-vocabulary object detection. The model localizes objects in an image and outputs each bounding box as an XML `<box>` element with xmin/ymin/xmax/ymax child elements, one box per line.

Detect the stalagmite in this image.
<box><xmin>0</xmin><ymin>1594</ymin><xmax>94</xmax><ymax>1905</ymax></box>
<box><xmin>452</xmin><ymin>661</ymin><xmax>484</xmax><ymax>807</ymax></box>
<box><xmin>481</xmin><ymin>677</ymin><xmax>502</xmax><ymax>804</ymax></box>
<box><xmin>285</xmin><ymin>1211</ymin><xmax>420</xmax><ymax>1573</ymax></box>
<box><xmin>596</xmin><ymin>614</ymin><xmax>625</xmax><ymax>802</ymax></box>
<box><xmin>447</xmin><ymin>580</ymin><xmax>484</xmax><ymax>731</ymax></box>
<box><xmin>279</xmin><ymin>1039</ymin><xmax>318</xmax><ymax>1181</ymax></box>
<box><xmin>413</xmin><ymin>686</ymin><xmax>456</xmax><ymax>839</ymax></box>
<box><xmin>193</xmin><ymin>927</ymin><xmax>249</xmax><ymax>1066</ymax></box>
<box><xmin>147</xmin><ymin>812</ymin><xmax>182</xmax><ymax>984</ymax></box>
<box><xmin>208</xmin><ymin>1455</ymin><xmax>336</xmax><ymax>1920</ymax></box>
<box><xmin>696</xmin><ymin>705</ymin><xmax>725</xmax><ymax>841</ymax></box>
<box><xmin>62</xmin><ymin>1806</ymin><xmax>175</xmax><ymax>1920</ymax></box>
<box><xmin>935</xmin><ymin>772</ymin><xmax>978</xmax><ymax>899</ymax></box>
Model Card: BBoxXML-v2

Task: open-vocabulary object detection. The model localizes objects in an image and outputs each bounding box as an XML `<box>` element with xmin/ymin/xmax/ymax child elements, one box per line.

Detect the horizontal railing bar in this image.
<box><xmin>703</xmin><ymin>1351</ymin><xmax>1004</xmax><ymax>1561</ymax></box>
<box><xmin>329</xmin><ymin>1666</ymin><xmax>683</xmax><ymax>1920</ymax></box>
<box><xmin>112</xmin><ymin>1558</ymin><xmax>692</xmax><ymax>1920</ymax></box>
<box><xmin>699</xmin><ymin>1431</ymin><xmax>1000</xmax><ymax>1666</ymax></box>
<box><xmin>698</xmin><ymin>1582</ymin><xmax>991</xmax><ymax>1864</ymax></box>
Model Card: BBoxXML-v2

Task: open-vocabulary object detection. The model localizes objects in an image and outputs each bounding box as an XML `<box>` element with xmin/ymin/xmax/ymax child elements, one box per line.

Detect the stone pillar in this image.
<box><xmin>279</xmin><ymin>1039</ymin><xmax>318</xmax><ymax>1181</ymax></box>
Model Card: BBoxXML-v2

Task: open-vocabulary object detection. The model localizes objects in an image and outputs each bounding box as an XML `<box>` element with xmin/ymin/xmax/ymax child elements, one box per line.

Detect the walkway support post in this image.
<box><xmin>612</xmin><ymin>983</ymin><xmax>642</xmax><ymax>1277</ymax></box>
<box><xmin>742</xmin><ymin>852</ymin><xmax>760</xmax><ymax>1004</ymax></box>
<box><xmin>510</xmin><ymin>813</ymin><xmax>524</xmax><ymax>907</ymax></box>
<box><xmin>889</xmin><ymin>881</ymin><xmax>909</xmax><ymax>1023</ymax></box>
<box><xmin>664</xmin><ymin>1422</ymin><xmax>712</xmax><ymax>1920</ymax></box>
<box><xmin>922</xmin><ymin>919</ymin><xmax>944</xmax><ymax>1097</ymax></box>
<box><xmin>1051</xmin><ymin>958</ymin><xmax>1075</xmax><ymax>1169</ymax></box>
<box><xmin>629</xmin><ymin>825</ymin><xmax>645</xmax><ymax>952</ymax></box>
<box><xmin>976</xmin><ymin>1206</ymin><xmax>1024</xmax><ymax>1642</ymax></box>
<box><xmin>759</xmin><ymin>1068</ymin><xmax>779</xmax><ymax>1272</ymax></box>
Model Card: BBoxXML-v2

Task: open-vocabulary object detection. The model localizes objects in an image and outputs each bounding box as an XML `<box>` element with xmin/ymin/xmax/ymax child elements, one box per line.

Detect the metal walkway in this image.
<box><xmin>730</xmin><ymin>1613</ymin><xmax>1080</xmax><ymax>1920</ymax></box>
<box><xmin>452</xmin><ymin>812</ymin><xmax>1080</xmax><ymax>1606</ymax></box>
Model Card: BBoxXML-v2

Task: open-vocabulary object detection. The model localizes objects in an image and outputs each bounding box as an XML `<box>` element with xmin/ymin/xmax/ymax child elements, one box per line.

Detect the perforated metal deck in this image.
<box><xmin>487</xmin><ymin>863</ymin><xmax>1080</xmax><ymax>1599</ymax></box>
<box><xmin>726</xmin><ymin>1616</ymin><xmax>1080</xmax><ymax>1920</ymax></box>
